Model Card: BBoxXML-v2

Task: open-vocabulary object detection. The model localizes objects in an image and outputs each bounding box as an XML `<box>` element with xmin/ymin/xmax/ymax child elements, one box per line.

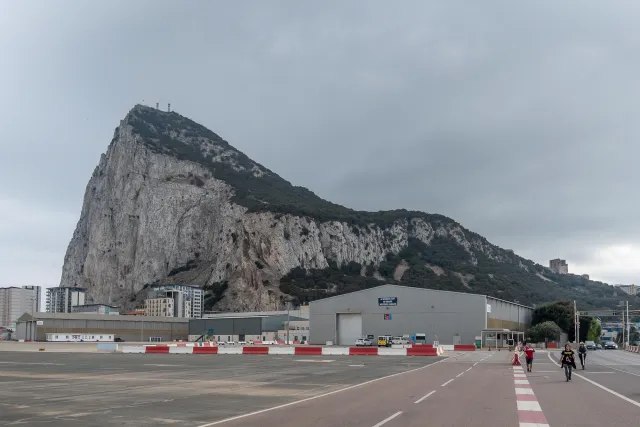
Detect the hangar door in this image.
<box><xmin>336</xmin><ymin>313</ymin><xmax>362</xmax><ymax>345</ymax></box>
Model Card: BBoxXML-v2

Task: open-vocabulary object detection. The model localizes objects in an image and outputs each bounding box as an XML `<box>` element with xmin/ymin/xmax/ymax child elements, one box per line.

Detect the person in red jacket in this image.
<box><xmin>524</xmin><ymin>344</ymin><xmax>535</xmax><ymax>372</ymax></box>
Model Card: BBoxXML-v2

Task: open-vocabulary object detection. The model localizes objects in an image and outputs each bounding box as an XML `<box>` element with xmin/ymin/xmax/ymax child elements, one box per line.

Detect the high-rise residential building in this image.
<box><xmin>549</xmin><ymin>259</ymin><xmax>569</xmax><ymax>274</ymax></box>
<box><xmin>46</xmin><ymin>286</ymin><xmax>87</xmax><ymax>313</ymax></box>
<box><xmin>614</xmin><ymin>284</ymin><xmax>636</xmax><ymax>296</ymax></box>
<box><xmin>145</xmin><ymin>284</ymin><xmax>203</xmax><ymax>318</ymax></box>
<box><xmin>0</xmin><ymin>286</ymin><xmax>42</xmax><ymax>328</ymax></box>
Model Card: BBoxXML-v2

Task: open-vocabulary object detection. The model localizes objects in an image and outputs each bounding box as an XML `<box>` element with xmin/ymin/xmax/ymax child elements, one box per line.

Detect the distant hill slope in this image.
<box><xmin>59</xmin><ymin>105</ymin><xmax>637</xmax><ymax>311</ymax></box>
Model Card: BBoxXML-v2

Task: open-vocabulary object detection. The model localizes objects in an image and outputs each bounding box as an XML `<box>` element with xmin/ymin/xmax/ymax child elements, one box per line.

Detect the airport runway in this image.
<box><xmin>1</xmin><ymin>350</ymin><xmax>639</xmax><ymax>426</ymax></box>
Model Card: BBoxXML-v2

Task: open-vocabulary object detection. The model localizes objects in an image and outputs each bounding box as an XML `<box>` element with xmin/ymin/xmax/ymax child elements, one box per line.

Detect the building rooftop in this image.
<box><xmin>146</xmin><ymin>283</ymin><xmax>203</xmax><ymax>289</ymax></box>
<box><xmin>73</xmin><ymin>304</ymin><xmax>119</xmax><ymax>308</ymax></box>
<box><xmin>308</xmin><ymin>283</ymin><xmax>533</xmax><ymax>309</ymax></box>
<box><xmin>17</xmin><ymin>312</ymin><xmax>189</xmax><ymax>323</ymax></box>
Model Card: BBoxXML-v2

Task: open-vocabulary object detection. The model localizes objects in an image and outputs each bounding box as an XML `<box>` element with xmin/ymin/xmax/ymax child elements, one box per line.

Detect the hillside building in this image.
<box><xmin>614</xmin><ymin>284</ymin><xmax>636</xmax><ymax>296</ymax></box>
<box><xmin>549</xmin><ymin>259</ymin><xmax>569</xmax><ymax>274</ymax></box>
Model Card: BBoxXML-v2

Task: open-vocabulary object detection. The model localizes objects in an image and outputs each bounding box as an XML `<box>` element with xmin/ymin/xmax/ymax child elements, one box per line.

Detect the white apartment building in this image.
<box><xmin>46</xmin><ymin>287</ymin><xmax>86</xmax><ymax>313</ymax></box>
<box><xmin>614</xmin><ymin>284</ymin><xmax>637</xmax><ymax>296</ymax></box>
<box><xmin>146</xmin><ymin>284</ymin><xmax>203</xmax><ymax>318</ymax></box>
<box><xmin>0</xmin><ymin>286</ymin><xmax>42</xmax><ymax>328</ymax></box>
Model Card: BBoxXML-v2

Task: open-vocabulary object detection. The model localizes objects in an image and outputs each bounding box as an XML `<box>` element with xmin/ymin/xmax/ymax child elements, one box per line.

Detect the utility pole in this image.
<box><xmin>574</xmin><ymin>300</ymin><xmax>579</xmax><ymax>343</ymax></box>
<box><xmin>626</xmin><ymin>300</ymin><xmax>630</xmax><ymax>348</ymax></box>
<box><xmin>286</xmin><ymin>300</ymin><xmax>290</xmax><ymax>345</ymax></box>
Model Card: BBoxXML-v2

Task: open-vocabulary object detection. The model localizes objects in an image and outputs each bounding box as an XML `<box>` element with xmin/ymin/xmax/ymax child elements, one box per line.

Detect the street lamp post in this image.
<box><xmin>286</xmin><ymin>300</ymin><xmax>290</xmax><ymax>345</ymax></box>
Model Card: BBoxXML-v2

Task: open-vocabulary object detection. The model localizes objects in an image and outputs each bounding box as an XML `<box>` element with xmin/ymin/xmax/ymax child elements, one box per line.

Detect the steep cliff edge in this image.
<box><xmin>60</xmin><ymin>105</ymin><xmax>634</xmax><ymax>311</ymax></box>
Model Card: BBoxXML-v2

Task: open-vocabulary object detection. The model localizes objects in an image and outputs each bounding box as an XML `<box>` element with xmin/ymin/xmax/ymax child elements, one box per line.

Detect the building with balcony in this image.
<box><xmin>46</xmin><ymin>287</ymin><xmax>86</xmax><ymax>313</ymax></box>
<box><xmin>145</xmin><ymin>284</ymin><xmax>203</xmax><ymax>318</ymax></box>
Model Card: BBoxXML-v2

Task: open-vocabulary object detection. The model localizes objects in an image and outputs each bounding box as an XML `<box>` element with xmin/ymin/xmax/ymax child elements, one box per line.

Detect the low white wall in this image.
<box><xmin>218</xmin><ymin>346</ymin><xmax>243</xmax><ymax>355</ymax></box>
<box><xmin>268</xmin><ymin>346</ymin><xmax>295</xmax><ymax>355</ymax></box>
<box><xmin>121</xmin><ymin>345</ymin><xmax>145</xmax><ymax>354</ymax></box>
<box><xmin>322</xmin><ymin>347</ymin><xmax>350</xmax><ymax>356</ymax></box>
<box><xmin>378</xmin><ymin>348</ymin><xmax>406</xmax><ymax>356</ymax></box>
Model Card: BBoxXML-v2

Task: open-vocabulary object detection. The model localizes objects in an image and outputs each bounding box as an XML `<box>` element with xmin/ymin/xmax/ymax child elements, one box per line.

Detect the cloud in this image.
<box><xmin>1</xmin><ymin>0</ymin><xmax>640</xmax><ymax>288</ymax></box>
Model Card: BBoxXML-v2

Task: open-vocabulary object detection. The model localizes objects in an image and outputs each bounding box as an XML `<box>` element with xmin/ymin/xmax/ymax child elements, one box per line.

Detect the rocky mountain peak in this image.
<box><xmin>58</xmin><ymin>105</ymin><xmax>637</xmax><ymax>312</ymax></box>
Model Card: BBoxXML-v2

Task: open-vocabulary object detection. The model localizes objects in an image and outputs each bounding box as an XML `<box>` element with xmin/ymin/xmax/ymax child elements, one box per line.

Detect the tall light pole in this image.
<box><xmin>626</xmin><ymin>301</ymin><xmax>630</xmax><ymax>348</ymax></box>
<box><xmin>574</xmin><ymin>300</ymin><xmax>579</xmax><ymax>343</ymax></box>
<box><xmin>286</xmin><ymin>300</ymin><xmax>290</xmax><ymax>345</ymax></box>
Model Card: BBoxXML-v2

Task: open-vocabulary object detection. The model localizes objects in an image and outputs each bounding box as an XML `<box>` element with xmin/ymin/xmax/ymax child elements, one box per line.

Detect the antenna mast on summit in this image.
<box><xmin>156</xmin><ymin>102</ymin><xmax>159</xmax><ymax>110</ymax></box>
<box><xmin>168</xmin><ymin>102</ymin><xmax>171</xmax><ymax>112</ymax></box>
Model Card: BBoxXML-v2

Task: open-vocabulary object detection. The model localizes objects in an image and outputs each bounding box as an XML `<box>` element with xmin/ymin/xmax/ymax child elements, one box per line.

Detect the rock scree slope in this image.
<box><xmin>59</xmin><ymin>105</ymin><xmax>635</xmax><ymax>311</ymax></box>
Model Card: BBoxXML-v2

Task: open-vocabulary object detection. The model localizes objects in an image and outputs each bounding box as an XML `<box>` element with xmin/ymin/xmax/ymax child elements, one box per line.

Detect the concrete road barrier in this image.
<box><xmin>121</xmin><ymin>345</ymin><xmax>146</xmax><ymax>354</ymax></box>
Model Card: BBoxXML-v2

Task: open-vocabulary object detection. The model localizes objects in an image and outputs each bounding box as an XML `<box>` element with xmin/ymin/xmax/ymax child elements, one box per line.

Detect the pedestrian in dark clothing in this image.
<box><xmin>560</xmin><ymin>343</ymin><xmax>577</xmax><ymax>381</ymax></box>
<box><xmin>578</xmin><ymin>342</ymin><xmax>587</xmax><ymax>370</ymax></box>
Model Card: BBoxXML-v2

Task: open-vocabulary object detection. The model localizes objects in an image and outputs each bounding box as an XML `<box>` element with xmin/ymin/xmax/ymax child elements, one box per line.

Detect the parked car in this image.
<box><xmin>391</xmin><ymin>336</ymin><xmax>409</xmax><ymax>345</ymax></box>
<box><xmin>355</xmin><ymin>338</ymin><xmax>372</xmax><ymax>346</ymax></box>
<box><xmin>604</xmin><ymin>341</ymin><xmax>618</xmax><ymax>349</ymax></box>
<box><xmin>585</xmin><ymin>341</ymin><xmax>596</xmax><ymax>350</ymax></box>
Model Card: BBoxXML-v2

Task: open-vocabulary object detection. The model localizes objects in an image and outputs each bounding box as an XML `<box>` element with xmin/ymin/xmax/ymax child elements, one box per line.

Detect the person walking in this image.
<box><xmin>524</xmin><ymin>344</ymin><xmax>535</xmax><ymax>372</ymax></box>
<box><xmin>578</xmin><ymin>342</ymin><xmax>587</xmax><ymax>370</ymax></box>
<box><xmin>560</xmin><ymin>343</ymin><xmax>577</xmax><ymax>381</ymax></box>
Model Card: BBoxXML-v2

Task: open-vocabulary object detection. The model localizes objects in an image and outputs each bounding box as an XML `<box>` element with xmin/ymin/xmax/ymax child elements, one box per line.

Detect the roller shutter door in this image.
<box><xmin>337</xmin><ymin>313</ymin><xmax>362</xmax><ymax>346</ymax></box>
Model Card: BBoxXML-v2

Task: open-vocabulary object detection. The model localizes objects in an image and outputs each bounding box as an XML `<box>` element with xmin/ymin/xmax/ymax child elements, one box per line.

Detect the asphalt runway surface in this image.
<box><xmin>1</xmin><ymin>349</ymin><xmax>639</xmax><ymax>426</ymax></box>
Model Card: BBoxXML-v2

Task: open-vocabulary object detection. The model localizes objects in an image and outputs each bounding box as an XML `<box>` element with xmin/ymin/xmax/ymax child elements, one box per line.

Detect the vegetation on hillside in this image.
<box><xmin>279</xmin><ymin>239</ymin><xmax>637</xmax><ymax>310</ymax></box>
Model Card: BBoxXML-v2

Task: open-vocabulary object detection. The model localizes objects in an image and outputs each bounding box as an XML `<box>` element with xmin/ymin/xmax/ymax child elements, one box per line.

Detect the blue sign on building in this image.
<box><xmin>378</xmin><ymin>297</ymin><xmax>398</xmax><ymax>306</ymax></box>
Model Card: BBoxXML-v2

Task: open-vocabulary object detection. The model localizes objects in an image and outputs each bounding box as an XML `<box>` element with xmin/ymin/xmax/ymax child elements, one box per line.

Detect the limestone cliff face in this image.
<box><xmin>60</xmin><ymin>105</ymin><xmax>498</xmax><ymax>310</ymax></box>
<box><xmin>61</xmin><ymin>105</ymin><xmax>624</xmax><ymax>311</ymax></box>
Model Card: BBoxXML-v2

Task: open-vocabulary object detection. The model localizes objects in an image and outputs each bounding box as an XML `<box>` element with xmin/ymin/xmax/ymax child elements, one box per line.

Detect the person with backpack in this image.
<box><xmin>560</xmin><ymin>343</ymin><xmax>577</xmax><ymax>381</ymax></box>
<box><xmin>524</xmin><ymin>344</ymin><xmax>535</xmax><ymax>372</ymax></box>
<box><xmin>577</xmin><ymin>342</ymin><xmax>587</xmax><ymax>370</ymax></box>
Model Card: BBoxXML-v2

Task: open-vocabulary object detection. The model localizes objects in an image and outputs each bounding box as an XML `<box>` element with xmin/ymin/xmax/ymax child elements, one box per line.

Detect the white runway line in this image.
<box><xmin>195</xmin><ymin>358</ymin><xmax>448</xmax><ymax>426</ymax></box>
<box><xmin>372</xmin><ymin>411</ymin><xmax>403</xmax><ymax>427</ymax></box>
<box><xmin>414</xmin><ymin>390</ymin><xmax>436</xmax><ymax>404</ymax></box>
<box><xmin>547</xmin><ymin>352</ymin><xmax>640</xmax><ymax>409</ymax></box>
<box><xmin>441</xmin><ymin>379</ymin><xmax>454</xmax><ymax>387</ymax></box>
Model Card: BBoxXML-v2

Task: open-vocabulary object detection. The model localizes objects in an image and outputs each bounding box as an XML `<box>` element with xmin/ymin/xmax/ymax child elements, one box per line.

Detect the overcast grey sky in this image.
<box><xmin>1</xmin><ymin>0</ymin><xmax>639</xmax><ymax>289</ymax></box>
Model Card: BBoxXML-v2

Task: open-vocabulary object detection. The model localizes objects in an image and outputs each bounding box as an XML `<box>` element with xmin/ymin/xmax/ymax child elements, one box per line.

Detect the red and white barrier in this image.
<box><xmin>126</xmin><ymin>345</ymin><xmax>443</xmax><ymax>356</ymax></box>
<box><xmin>626</xmin><ymin>345</ymin><xmax>640</xmax><ymax>353</ymax></box>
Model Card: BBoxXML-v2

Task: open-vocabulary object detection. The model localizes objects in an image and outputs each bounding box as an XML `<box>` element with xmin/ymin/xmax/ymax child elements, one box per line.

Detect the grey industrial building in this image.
<box><xmin>16</xmin><ymin>312</ymin><xmax>188</xmax><ymax>342</ymax></box>
<box><xmin>309</xmin><ymin>284</ymin><xmax>532</xmax><ymax>346</ymax></box>
<box><xmin>189</xmin><ymin>309</ymin><xmax>309</xmax><ymax>342</ymax></box>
